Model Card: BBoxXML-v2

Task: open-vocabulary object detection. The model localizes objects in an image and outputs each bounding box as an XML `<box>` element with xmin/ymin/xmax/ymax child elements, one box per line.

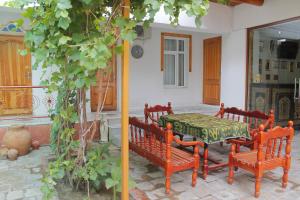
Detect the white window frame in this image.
<box><xmin>163</xmin><ymin>36</ymin><xmax>189</xmax><ymax>88</ymax></box>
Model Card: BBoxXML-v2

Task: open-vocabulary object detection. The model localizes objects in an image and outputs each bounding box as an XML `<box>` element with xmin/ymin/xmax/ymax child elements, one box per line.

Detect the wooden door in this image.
<box><xmin>90</xmin><ymin>54</ymin><xmax>117</xmax><ymax>111</ymax></box>
<box><xmin>203</xmin><ymin>37</ymin><xmax>221</xmax><ymax>105</ymax></box>
<box><xmin>0</xmin><ymin>35</ymin><xmax>32</xmax><ymax>115</ymax></box>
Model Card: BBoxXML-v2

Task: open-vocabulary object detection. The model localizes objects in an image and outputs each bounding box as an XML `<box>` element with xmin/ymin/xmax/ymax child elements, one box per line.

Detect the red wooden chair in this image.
<box><xmin>144</xmin><ymin>102</ymin><xmax>188</xmax><ymax>141</ymax></box>
<box><xmin>227</xmin><ymin>121</ymin><xmax>294</xmax><ymax>198</ymax></box>
<box><xmin>215</xmin><ymin>103</ymin><xmax>275</xmax><ymax>151</ymax></box>
<box><xmin>129</xmin><ymin>117</ymin><xmax>203</xmax><ymax>194</ymax></box>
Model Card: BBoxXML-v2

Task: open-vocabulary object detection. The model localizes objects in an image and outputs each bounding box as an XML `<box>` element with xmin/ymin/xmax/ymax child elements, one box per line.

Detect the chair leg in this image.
<box><xmin>234</xmin><ymin>144</ymin><xmax>240</xmax><ymax>171</ymax></box>
<box><xmin>165</xmin><ymin>172</ymin><xmax>171</xmax><ymax>194</ymax></box>
<box><xmin>255</xmin><ymin>176</ymin><xmax>262</xmax><ymax>198</ymax></box>
<box><xmin>228</xmin><ymin>163</ymin><xmax>234</xmax><ymax>184</ymax></box>
<box><xmin>192</xmin><ymin>168</ymin><xmax>198</xmax><ymax>187</ymax></box>
<box><xmin>282</xmin><ymin>169</ymin><xmax>289</xmax><ymax>188</ymax></box>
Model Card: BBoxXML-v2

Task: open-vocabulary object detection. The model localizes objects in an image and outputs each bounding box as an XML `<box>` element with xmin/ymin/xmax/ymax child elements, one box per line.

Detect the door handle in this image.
<box><xmin>294</xmin><ymin>78</ymin><xmax>300</xmax><ymax>102</ymax></box>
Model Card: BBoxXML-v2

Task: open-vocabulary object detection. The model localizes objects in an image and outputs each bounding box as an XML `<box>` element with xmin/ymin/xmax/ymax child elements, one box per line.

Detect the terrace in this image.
<box><xmin>0</xmin><ymin>0</ymin><xmax>300</xmax><ymax>200</ymax></box>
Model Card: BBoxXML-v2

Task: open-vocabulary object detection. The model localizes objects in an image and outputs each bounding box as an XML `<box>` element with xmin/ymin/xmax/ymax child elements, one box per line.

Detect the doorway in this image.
<box><xmin>247</xmin><ymin>18</ymin><xmax>300</xmax><ymax>127</ymax></box>
<box><xmin>0</xmin><ymin>35</ymin><xmax>32</xmax><ymax>115</ymax></box>
<box><xmin>90</xmin><ymin>53</ymin><xmax>117</xmax><ymax>112</ymax></box>
<box><xmin>203</xmin><ymin>36</ymin><xmax>222</xmax><ymax>105</ymax></box>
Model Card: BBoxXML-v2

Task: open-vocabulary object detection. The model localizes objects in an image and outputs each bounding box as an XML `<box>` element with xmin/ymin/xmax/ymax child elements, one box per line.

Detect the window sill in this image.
<box><xmin>163</xmin><ymin>85</ymin><xmax>188</xmax><ymax>89</ymax></box>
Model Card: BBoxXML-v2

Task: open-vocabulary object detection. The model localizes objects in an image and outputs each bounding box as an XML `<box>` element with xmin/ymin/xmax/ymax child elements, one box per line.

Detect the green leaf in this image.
<box><xmin>105</xmin><ymin>178</ymin><xmax>117</xmax><ymax>189</ymax></box>
<box><xmin>55</xmin><ymin>9</ymin><xmax>69</xmax><ymax>18</ymax></box>
<box><xmin>18</xmin><ymin>49</ymin><xmax>28</xmax><ymax>56</ymax></box>
<box><xmin>57</xmin><ymin>0</ymin><xmax>72</xmax><ymax>10</ymax></box>
<box><xmin>120</xmin><ymin>30</ymin><xmax>137</xmax><ymax>43</ymax></box>
<box><xmin>58</xmin><ymin>36</ymin><xmax>71</xmax><ymax>45</ymax></box>
<box><xmin>72</xmin><ymin>33</ymin><xmax>85</xmax><ymax>43</ymax></box>
<box><xmin>58</xmin><ymin>17</ymin><xmax>71</xmax><ymax>30</ymax></box>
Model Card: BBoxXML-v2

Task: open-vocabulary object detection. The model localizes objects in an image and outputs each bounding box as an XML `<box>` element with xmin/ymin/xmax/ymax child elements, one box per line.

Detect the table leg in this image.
<box><xmin>203</xmin><ymin>143</ymin><xmax>208</xmax><ymax>180</ymax></box>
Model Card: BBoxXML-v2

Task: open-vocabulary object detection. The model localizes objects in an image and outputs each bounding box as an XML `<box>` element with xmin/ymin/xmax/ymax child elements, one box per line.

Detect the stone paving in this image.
<box><xmin>129</xmin><ymin>132</ymin><xmax>300</xmax><ymax>200</ymax></box>
<box><xmin>0</xmin><ymin>132</ymin><xmax>299</xmax><ymax>200</ymax></box>
<box><xmin>0</xmin><ymin>147</ymin><xmax>57</xmax><ymax>200</ymax></box>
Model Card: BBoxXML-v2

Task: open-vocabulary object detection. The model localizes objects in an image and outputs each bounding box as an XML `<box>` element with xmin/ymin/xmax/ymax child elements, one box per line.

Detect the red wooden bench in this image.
<box><xmin>215</xmin><ymin>103</ymin><xmax>275</xmax><ymax>151</ymax></box>
<box><xmin>129</xmin><ymin>117</ymin><xmax>203</xmax><ymax>194</ymax></box>
<box><xmin>228</xmin><ymin>121</ymin><xmax>294</xmax><ymax>198</ymax></box>
<box><xmin>144</xmin><ymin>102</ymin><xmax>189</xmax><ymax>141</ymax></box>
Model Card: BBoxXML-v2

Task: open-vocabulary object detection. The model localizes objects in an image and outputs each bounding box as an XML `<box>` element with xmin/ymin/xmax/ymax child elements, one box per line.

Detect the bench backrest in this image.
<box><xmin>144</xmin><ymin>102</ymin><xmax>174</xmax><ymax>124</ymax></box>
<box><xmin>129</xmin><ymin>117</ymin><xmax>174</xmax><ymax>159</ymax></box>
<box><xmin>216</xmin><ymin>103</ymin><xmax>275</xmax><ymax>131</ymax></box>
<box><xmin>257</xmin><ymin>121</ymin><xmax>294</xmax><ymax>162</ymax></box>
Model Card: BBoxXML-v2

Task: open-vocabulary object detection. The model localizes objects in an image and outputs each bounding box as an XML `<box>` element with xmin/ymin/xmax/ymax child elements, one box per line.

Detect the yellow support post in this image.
<box><xmin>122</xmin><ymin>0</ymin><xmax>130</xmax><ymax>199</ymax></box>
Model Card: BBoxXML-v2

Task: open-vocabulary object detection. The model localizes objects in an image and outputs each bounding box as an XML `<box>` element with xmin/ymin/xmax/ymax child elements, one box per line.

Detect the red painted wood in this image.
<box><xmin>215</xmin><ymin>103</ymin><xmax>275</xmax><ymax>150</ymax></box>
<box><xmin>144</xmin><ymin>102</ymin><xmax>173</xmax><ymax>124</ymax></box>
<box><xmin>227</xmin><ymin>121</ymin><xmax>294</xmax><ymax>198</ymax></box>
<box><xmin>144</xmin><ymin>102</ymin><xmax>185</xmax><ymax>141</ymax></box>
<box><xmin>129</xmin><ymin>117</ymin><xmax>202</xmax><ymax>194</ymax></box>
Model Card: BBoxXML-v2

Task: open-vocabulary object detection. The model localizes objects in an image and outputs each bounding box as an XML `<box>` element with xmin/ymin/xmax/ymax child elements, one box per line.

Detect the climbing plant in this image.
<box><xmin>11</xmin><ymin>0</ymin><xmax>228</xmax><ymax>199</ymax></box>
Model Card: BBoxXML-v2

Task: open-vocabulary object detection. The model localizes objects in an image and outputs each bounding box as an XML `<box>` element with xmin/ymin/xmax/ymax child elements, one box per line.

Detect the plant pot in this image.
<box><xmin>31</xmin><ymin>140</ymin><xmax>40</xmax><ymax>150</ymax></box>
<box><xmin>7</xmin><ymin>149</ymin><xmax>18</xmax><ymax>161</ymax></box>
<box><xmin>3</xmin><ymin>125</ymin><xmax>32</xmax><ymax>156</ymax></box>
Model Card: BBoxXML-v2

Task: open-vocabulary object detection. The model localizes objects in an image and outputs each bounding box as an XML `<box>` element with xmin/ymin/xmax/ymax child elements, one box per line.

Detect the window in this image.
<box><xmin>161</xmin><ymin>33</ymin><xmax>192</xmax><ymax>87</ymax></box>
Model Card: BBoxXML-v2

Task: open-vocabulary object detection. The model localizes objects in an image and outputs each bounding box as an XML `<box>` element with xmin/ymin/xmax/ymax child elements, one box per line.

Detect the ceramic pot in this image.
<box><xmin>0</xmin><ymin>147</ymin><xmax>8</xmax><ymax>160</ymax></box>
<box><xmin>3</xmin><ymin>125</ymin><xmax>32</xmax><ymax>156</ymax></box>
<box><xmin>7</xmin><ymin>149</ymin><xmax>18</xmax><ymax>161</ymax></box>
<box><xmin>31</xmin><ymin>140</ymin><xmax>40</xmax><ymax>150</ymax></box>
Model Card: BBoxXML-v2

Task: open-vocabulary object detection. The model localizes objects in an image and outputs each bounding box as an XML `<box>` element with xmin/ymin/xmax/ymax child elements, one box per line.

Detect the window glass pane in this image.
<box><xmin>178</xmin><ymin>40</ymin><xmax>184</xmax><ymax>51</ymax></box>
<box><xmin>164</xmin><ymin>39</ymin><xmax>177</xmax><ymax>51</ymax></box>
<box><xmin>164</xmin><ymin>54</ymin><xmax>175</xmax><ymax>85</ymax></box>
<box><xmin>178</xmin><ymin>54</ymin><xmax>185</xmax><ymax>86</ymax></box>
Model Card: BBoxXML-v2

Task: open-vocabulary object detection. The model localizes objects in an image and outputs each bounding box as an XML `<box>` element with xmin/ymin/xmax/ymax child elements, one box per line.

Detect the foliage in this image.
<box><xmin>14</xmin><ymin>0</ymin><xmax>227</xmax><ymax>199</ymax></box>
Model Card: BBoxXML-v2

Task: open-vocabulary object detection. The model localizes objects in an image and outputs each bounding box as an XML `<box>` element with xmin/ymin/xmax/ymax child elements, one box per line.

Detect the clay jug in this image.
<box><xmin>3</xmin><ymin>125</ymin><xmax>32</xmax><ymax>156</ymax></box>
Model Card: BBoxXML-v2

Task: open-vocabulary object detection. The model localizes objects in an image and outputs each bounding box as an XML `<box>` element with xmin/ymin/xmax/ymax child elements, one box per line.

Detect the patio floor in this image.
<box><xmin>129</xmin><ymin>131</ymin><xmax>300</xmax><ymax>200</ymax></box>
<box><xmin>0</xmin><ymin>131</ymin><xmax>299</xmax><ymax>200</ymax></box>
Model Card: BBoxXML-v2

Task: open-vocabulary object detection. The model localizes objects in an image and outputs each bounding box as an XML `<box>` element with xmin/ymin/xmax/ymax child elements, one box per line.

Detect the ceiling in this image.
<box><xmin>259</xmin><ymin>19</ymin><xmax>300</xmax><ymax>40</ymax></box>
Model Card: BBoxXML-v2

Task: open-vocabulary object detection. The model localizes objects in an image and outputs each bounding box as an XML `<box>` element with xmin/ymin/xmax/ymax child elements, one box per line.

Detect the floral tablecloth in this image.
<box><xmin>159</xmin><ymin>113</ymin><xmax>250</xmax><ymax>144</ymax></box>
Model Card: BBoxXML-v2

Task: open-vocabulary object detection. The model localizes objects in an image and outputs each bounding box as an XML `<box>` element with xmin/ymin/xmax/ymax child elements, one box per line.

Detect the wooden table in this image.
<box><xmin>159</xmin><ymin>113</ymin><xmax>250</xmax><ymax>179</ymax></box>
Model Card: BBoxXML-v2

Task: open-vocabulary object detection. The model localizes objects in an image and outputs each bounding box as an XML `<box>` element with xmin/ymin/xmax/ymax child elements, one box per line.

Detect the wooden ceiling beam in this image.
<box><xmin>230</xmin><ymin>0</ymin><xmax>264</xmax><ymax>6</ymax></box>
<box><xmin>210</xmin><ymin>0</ymin><xmax>264</xmax><ymax>6</ymax></box>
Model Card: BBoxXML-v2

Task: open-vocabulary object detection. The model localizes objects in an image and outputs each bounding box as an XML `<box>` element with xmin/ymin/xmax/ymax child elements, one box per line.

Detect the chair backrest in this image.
<box><xmin>256</xmin><ymin>121</ymin><xmax>294</xmax><ymax>162</ymax></box>
<box><xmin>144</xmin><ymin>102</ymin><xmax>174</xmax><ymax>124</ymax></box>
<box><xmin>216</xmin><ymin>103</ymin><xmax>275</xmax><ymax>130</ymax></box>
<box><xmin>129</xmin><ymin>117</ymin><xmax>174</xmax><ymax>158</ymax></box>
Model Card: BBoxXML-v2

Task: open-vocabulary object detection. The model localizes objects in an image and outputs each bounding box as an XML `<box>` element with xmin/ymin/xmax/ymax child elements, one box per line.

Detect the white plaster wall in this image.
<box><xmin>0</xmin><ymin>6</ymin><xmax>30</xmax><ymax>29</ymax></box>
<box><xmin>154</xmin><ymin>2</ymin><xmax>233</xmax><ymax>34</ymax></box>
<box><xmin>233</xmin><ymin>0</ymin><xmax>300</xmax><ymax>30</ymax></box>
<box><xmin>221</xmin><ymin>29</ymin><xmax>247</xmax><ymax>109</ymax></box>
<box><xmin>128</xmin><ymin>27</ymin><xmax>215</xmax><ymax>110</ymax></box>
